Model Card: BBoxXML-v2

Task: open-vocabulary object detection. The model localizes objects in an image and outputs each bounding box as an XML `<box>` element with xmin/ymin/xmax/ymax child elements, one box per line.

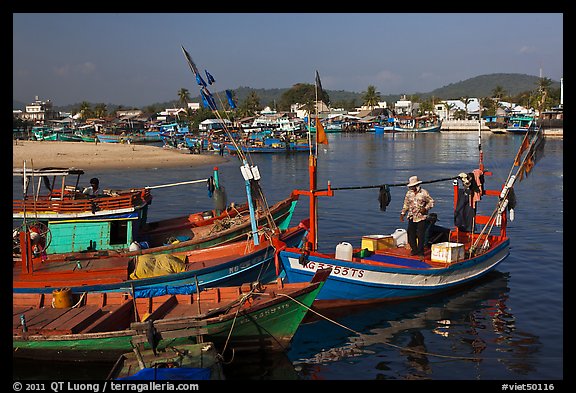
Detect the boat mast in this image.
<box><xmin>292</xmin><ymin>71</ymin><xmax>333</xmax><ymax>252</ymax></box>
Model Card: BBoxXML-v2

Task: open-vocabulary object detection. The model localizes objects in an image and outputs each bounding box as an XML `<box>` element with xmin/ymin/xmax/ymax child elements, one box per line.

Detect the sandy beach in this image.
<box><xmin>13</xmin><ymin>140</ymin><xmax>228</xmax><ymax>170</ymax></box>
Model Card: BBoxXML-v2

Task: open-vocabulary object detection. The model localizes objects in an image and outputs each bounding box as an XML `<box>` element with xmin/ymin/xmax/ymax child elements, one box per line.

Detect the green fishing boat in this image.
<box><xmin>13</xmin><ymin>268</ymin><xmax>330</xmax><ymax>362</ymax></box>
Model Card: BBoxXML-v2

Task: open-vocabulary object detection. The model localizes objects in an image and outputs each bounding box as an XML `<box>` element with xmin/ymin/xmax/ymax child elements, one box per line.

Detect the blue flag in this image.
<box><xmin>196</xmin><ymin>74</ymin><xmax>207</xmax><ymax>88</ymax></box>
<box><xmin>205</xmin><ymin>70</ymin><xmax>215</xmax><ymax>85</ymax></box>
<box><xmin>201</xmin><ymin>90</ymin><xmax>217</xmax><ymax>111</ymax></box>
<box><xmin>225</xmin><ymin>90</ymin><xmax>236</xmax><ymax>109</ymax></box>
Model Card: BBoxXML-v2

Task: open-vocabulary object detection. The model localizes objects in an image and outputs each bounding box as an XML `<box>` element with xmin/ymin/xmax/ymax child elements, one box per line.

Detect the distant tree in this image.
<box><xmin>278</xmin><ymin>83</ymin><xmax>329</xmax><ymax>111</ymax></box>
<box><xmin>491</xmin><ymin>85</ymin><xmax>507</xmax><ymax>101</ymax></box>
<box><xmin>418</xmin><ymin>98</ymin><xmax>434</xmax><ymax>116</ymax></box>
<box><xmin>177</xmin><ymin>88</ymin><xmax>191</xmax><ymax>109</ymax></box>
<box><xmin>362</xmin><ymin>85</ymin><xmax>381</xmax><ymax>114</ymax></box>
<box><xmin>460</xmin><ymin>96</ymin><xmax>471</xmax><ymax>119</ymax></box>
<box><xmin>93</xmin><ymin>103</ymin><xmax>107</xmax><ymax>118</ymax></box>
<box><xmin>536</xmin><ymin>77</ymin><xmax>553</xmax><ymax>116</ymax></box>
<box><xmin>143</xmin><ymin>105</ymin><xmax>161</xmax><ymax>117</ymax></box>
<box><xmin>78</xmin><ymin>101</ymin><xmax>92</xmax><ymax>120</ymax></box>
<box><xmin>442</xmin><ymin>102</ymin><xmax>456</xmax><ymax>120</ymax></box>
<box><xmin>237</xmin><ymin>91</ymin><xmax>262</xmax><ymax>118</ymax></box>
<box><xmin>188</xmin><ymin>106</ymin><xmax>214</xmax><ymax>132</ymax></box>
<box><xmin>480</xmin><ymin>97</ymin><xmax>497</xmax><ymax>116</ymax></box>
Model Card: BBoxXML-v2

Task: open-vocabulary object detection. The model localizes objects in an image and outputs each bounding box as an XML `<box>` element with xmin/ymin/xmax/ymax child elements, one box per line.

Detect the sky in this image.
<box><xmin>13</xmin><ymin>13</ymin><xmax>564</xmax><ymax>108</ymax></box>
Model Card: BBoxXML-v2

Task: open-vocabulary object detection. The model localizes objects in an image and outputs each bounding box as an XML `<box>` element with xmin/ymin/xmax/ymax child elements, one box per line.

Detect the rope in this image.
<box><xmin>276</xmin><ymin>292</ymin><xmax>482</xmax><ymax>361</ymax></box>
<box><xmin>317</xmin><ymin>176</ymin><xmax>459</xmax><ymax>192</ymax></box>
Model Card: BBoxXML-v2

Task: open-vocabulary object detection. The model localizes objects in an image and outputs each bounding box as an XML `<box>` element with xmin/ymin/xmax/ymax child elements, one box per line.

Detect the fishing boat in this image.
<box><xmin>224</xmin><ymin>136</ymin><xmax>312</xmax><ymax>154</ymax></box>
<box><xmin>374</xmin><ymin>115</ymin><xmax>442</xmax><ymax>133</ymax></box>
<box><xmin>277</xmin><ymin>72</ymin><xmax>545</xmax><ymax>309</ymax></box>
<box><xmin>13</xmin><ymin>218</ymin><xmax>309</xmax><ymax>298</ymax></box>
<box><xmin>13</xmin><ymin>268</ymin><xmax>331</xmax><ymax>361</ymax></box>
<box><xmin>13</xmin><ymin>166</ymin><xmax>299</xmax><ymax>258</ymax></box>
<box><xmin>96</xmin><ymin>132</ymin><xmax>161</xmax><ymax>144</ymax></box>
<box><xmin>107</xmin><ymin>342</ymin><xmax>225</xmax><ymax>380</ymax></box>
<box><xmin>506</xmin><ymin>115</ymin><xmax>536</xmax><ymax>134</ymax></box>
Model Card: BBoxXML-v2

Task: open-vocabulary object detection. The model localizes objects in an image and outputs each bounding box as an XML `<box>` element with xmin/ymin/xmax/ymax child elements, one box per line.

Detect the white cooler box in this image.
<box><xmin>431</xmin><ymin>242</ymin><xmax>465</xmax><ymax>263</ymax></box>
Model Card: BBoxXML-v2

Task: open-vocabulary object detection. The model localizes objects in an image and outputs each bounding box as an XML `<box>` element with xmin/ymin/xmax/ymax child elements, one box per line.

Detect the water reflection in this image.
<box><xmin>290</xmin><ymin>271</ymin><xmax>541</xmax><ymax>380</ymax></box>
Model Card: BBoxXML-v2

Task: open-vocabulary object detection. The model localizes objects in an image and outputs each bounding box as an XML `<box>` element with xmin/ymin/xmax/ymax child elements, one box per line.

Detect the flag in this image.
<box><xmin>513</xmin><ymin>133</ymin><xmax>530</xmax><ymax>166</ymax></box>
<box><xmin>205</xmin><ymin>70</ymin><xmax>215</xmax><ymax>85</ymax></box>
<box><xmin>316</xmin><ymin>118</ymin><xmax>328</xmax><ymax>145</ymax></box>
<box><xmin>195</xmin><ymin>74</ymin><xmax>207</xmax><ymax>88</ymax></box>
<box><xmin>200</xmin><ymin>90</ymin><xmax>217</xmax><ymax>111</ymax></box>
<box><xmin>517</xmin><ymin>127</ymin><xmax>545</xmax><ymax>181</ymax></box>
<box><xmin>181</xmin><ymin>46</ymin><xmax>200</xmax><ymax>76</ymax></box>
<box><xmin>315</xmin><ymin>70</ymin><xmax>323</xmax><ymax>95</ymax></box>
<box><xmin>225</xmin><ymin>90</ymin><xmax>236</xmax><ymax>109</ymax></box>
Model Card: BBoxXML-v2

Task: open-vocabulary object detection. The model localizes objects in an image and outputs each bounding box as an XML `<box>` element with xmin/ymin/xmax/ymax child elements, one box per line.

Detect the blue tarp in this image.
<box><xmin>118</xmin><ymin>367</ymin><xmax>211</xmax><ymax>380</ymax></box>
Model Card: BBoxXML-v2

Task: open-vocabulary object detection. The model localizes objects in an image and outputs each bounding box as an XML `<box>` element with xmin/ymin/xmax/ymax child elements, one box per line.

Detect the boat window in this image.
<box><xmin>110</xmin><ymin>221</ymin><xmax>128</xmax><ymax>245</ymax></box>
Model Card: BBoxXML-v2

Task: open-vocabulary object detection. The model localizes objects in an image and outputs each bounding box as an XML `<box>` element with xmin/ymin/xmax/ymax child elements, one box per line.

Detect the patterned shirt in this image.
<box><xmin>401</xmin><ymin>186</ymin><xmax>434</xmax><ymax>223</ymax></box>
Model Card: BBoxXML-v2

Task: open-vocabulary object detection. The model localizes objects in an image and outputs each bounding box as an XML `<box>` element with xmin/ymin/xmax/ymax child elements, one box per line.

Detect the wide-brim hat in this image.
<box><xmin>407</xmin><ymin>176</ymin><xmax>422</xmax><ymax>187</ymax></box>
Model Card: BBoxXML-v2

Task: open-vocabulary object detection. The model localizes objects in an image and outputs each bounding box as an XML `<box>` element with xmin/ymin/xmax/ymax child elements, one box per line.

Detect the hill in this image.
<box><xmin>13</xmin><ymin>73</ymin><xmax>560</xmax><ymax>111</ymax></box>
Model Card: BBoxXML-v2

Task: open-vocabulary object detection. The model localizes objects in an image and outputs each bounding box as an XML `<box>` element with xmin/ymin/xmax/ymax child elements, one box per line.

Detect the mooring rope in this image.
<box><xmin>277</xmin><ymin>292</ymin><xmax>482</xmax><ymax>361</ymax></box>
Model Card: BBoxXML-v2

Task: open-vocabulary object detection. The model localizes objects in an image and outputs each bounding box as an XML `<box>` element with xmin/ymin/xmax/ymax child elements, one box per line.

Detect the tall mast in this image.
<box><xmin>292</xmin><ymin>71</ymin><xmax>332</xmax><ymax>252</ymax></box>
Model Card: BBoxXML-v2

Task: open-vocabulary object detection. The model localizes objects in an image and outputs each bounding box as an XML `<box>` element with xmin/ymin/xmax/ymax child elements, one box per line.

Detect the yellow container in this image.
<box><xmin>52</xmin><ymin>288</ymin><xmax>73</xmax><ymax>308</ymax></box>
<box><xmin>361</xmin><ymin>235</ymin><xmax>395</xmax><ymax>251</ymax></box>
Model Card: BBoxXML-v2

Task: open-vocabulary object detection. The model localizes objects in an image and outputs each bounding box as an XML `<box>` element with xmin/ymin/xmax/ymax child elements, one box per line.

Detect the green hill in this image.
<box><xmin>13</xmin><ymin>73</ymin><xmax>561</xmax><ymax>111</ymax></box>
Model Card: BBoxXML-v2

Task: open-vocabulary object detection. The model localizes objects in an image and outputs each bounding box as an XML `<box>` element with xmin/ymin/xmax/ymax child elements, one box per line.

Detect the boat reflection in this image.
<box><xmin>290</xmin><ymin>271</ymin><xmax>541</xmax><ymax>380</ymax></box>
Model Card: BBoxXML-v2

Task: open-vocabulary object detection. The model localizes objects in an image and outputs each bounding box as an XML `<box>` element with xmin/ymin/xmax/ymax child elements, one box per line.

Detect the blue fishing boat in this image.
<box><xmin>277</xmin><ymin>83</ymin><xmax>544</xmax><ymax>309</ymax></box>
<box><xmin>506</xmin><ymin>116</ymin><xmax>536</xmax><ymax>134</ymax></box>
<box><xmin>13</xmin><ymin>218</ymin><xmax>309</xmax><ymax>298</ymax></box>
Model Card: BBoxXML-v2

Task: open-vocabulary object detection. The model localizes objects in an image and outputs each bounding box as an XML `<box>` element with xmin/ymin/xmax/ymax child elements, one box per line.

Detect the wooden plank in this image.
<box><xmin>82</xmin><ymin>300</ymin><xmax>134</xmax><ymax>333</ymax></box>
<box><xmin>42</xmin><ymin>306</ymin><xmax>103</xmax><ymax>335</ymax></box>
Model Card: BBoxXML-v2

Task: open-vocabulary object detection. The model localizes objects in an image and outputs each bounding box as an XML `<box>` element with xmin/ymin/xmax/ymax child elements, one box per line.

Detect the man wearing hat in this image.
<box><xmin>400</xmin><ymin>175</ymin><xmax>435</xmax><ymax>256</ymax></box>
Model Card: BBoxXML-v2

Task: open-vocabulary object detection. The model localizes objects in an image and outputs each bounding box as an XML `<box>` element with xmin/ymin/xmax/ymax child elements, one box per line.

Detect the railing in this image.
<box><xmin>13</xmin><ymin>189</ymin><xmax>151</xmax><ymax>215</ymax></box>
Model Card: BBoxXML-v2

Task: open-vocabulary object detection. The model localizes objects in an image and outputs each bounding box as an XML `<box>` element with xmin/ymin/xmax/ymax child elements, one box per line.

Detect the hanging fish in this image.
<box><xmin>378</xmin><ymin>184</ymin><xmax>391</xmax><ymax>211</ymax></box>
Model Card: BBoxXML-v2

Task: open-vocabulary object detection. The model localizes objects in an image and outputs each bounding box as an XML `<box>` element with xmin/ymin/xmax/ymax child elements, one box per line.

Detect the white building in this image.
<box><xmin>18</xmin><ymin>96</ymin><xmax>58</xmax><ymax>123</ymax></box>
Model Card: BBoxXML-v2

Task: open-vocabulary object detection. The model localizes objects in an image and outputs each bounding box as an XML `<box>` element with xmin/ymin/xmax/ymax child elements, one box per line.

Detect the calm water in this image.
<box><xmin>12</xmin><ymin>132</ymin><xmax>563</xmax><ymax>381</ymax></box>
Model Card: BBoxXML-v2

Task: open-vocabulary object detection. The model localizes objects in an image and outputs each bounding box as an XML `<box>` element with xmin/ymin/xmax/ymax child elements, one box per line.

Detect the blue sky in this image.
<box><xmin>13</xmin><ymin>13</ymin><xmax>563</xmax><ymax>107</ymax></box>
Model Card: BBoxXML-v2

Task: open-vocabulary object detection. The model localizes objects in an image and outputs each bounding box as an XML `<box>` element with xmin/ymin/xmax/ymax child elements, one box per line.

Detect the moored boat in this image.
<box><xmin>277</xmin><ymin>72</ymin><xmax>544</xmax><ymax>309</ymax></box>
<box><xmin>13</xmin><ymin>218</ymin><xmax>309</xmax><ymax>298</ymax></box>
<box><xmin>13</xmin><ymin>268</ymin><xmax>331</xmax><ymax>361</ymax></box>
<box><xmin>506</xmin><ymin>116</ymin><xmax>536</xmax><ymax>134</ymax></box>
<box><xmin>107</xmin><ymin>342</ymin><xmax>225</xmax><ymax>380</ymax></box>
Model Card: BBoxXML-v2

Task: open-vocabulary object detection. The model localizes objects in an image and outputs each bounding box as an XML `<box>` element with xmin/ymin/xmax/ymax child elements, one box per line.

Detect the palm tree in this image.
<box><xmin>93</xmin><ymin>103</ymin><xmax>107</xmax><ymax>119</ymax></box>
<box><xmin>536</xmin><ymin>77</ymin><xmax>553</xmax><ymax>117</ymax></box>
<box><xmin>442</xmin><ymin>101</ymin><xmax>455</xmax><ymax>120</ymax></box>
<box><xmin>491</xmin><ymin>85</ymin><xmax>507</xmax><ymax>101</ymax></box>
<box><xmin>78</xmin><ymin>101</ymin><xmax>92</xmax><ymax>121</ymax></box>
<box><xmin>460</xmin><ymin>96</ymin><xmax>471</xmax><ymax>120</ymax></box>
<box><xmin>237</xmin><ymin>91</ymin><xmax>261</xmax><ymax>118</ymax></box>
<box><xmin>177</xmin><ymin>88</ymin><xmax>191</xmax><ymax>109</ymax></box>
<box><xmin>362</xmin><ymin>85</ymin><xmax>381</xmax><ymax>115</ymax></box>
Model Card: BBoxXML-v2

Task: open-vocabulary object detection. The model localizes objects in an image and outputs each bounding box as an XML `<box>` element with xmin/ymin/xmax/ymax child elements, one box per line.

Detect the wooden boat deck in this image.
<box><xmin>12</xmin><ymin>278</ymin><xmax>310</xmax><ymax>339</ymax></box>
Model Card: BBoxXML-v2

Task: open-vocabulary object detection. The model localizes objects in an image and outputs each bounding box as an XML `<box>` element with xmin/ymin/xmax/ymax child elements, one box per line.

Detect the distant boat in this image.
<box><xmin>506</xmin><ymin>116</ymin><xmax>536</xmax><ymax>134</ymax></box>
<box><xmin>374</xmin><ymin>115</ymin><xmax>442</xmax><ymax>133</ymax></box>
<box><xmin>96</xmin><ymin>132</ymin><xmax>161</xmax><ymax>144</ymax></box>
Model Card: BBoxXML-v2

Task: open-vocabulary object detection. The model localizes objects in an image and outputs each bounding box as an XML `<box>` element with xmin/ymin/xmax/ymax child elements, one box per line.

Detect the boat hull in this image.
<box><xmin>13</xmin><ymin>271</ymin><xmax>329</xmax><ymax>361</ymax></box>
<box><xmin>279</xmin><ymin>238</ymin><xmax>509</xmax><ymax>307</ymax></box>
<box><xmin>13</xmin><ymin>220</ymin><xmax>308</xmax><ymax>297</ymax></box>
